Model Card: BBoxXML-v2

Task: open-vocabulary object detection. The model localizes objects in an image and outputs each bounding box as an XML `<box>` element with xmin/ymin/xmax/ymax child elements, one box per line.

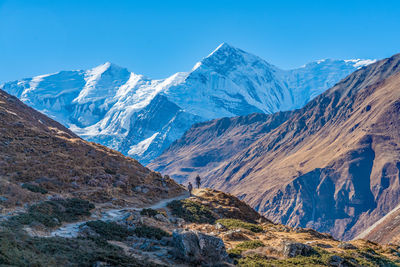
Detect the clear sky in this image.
<box><xmin>1</xmin><ymin>0</ymin><xmax>400</xmax><ymax>83</ymax></box>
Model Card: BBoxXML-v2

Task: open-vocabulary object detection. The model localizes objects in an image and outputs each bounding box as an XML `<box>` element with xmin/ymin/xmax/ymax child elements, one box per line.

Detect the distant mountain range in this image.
<box><xmin>150</xmin><ymin>53</ymin><xmax>400</xmax><ymax>241</ymax></box>
<box><xmin>0</xmin><ymin>43</ymin><xmax>375</xmax><ymax>164</ymax></box>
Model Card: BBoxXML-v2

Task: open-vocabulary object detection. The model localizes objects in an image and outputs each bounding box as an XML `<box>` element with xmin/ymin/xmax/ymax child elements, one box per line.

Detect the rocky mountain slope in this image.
<box><xmin>2</xmin><ymin>186</ymin><xmax>399</xmax><ymax>266</ymax></box>
<box><xmin>150</xmin><ymin>53</ymin><xmax>400</xmax><ymax>241</ymax></box>
<box><xmin>0</xmin><ymin>43</ymin><xmax>374</xmax><ymax>164</ymax></box>
<box><xmin>0</xmin><ymin>88</ymin><xmax>183</xmax><ymax>211</ymax></box>
<box><xmin>356</xmin><ymin>202</ymin><xmax>400</xmax><ymax>245</ymax></box>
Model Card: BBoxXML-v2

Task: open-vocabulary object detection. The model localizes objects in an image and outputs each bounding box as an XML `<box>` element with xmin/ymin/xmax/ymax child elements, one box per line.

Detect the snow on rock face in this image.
<box><xmin>1</xmin><ymin>43</ymin><xmax>375</xmax><ymax>164</ymax></box>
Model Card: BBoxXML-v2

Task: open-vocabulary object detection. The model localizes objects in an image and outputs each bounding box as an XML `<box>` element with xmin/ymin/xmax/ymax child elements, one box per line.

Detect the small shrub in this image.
<box><xmin>21</xmin><ymin>183</ymin><xmax>48</xmax><ymax>194</ymax></box>
<box><xmin>238</xmin><ymin>254</ymin><xmax>327</xmax><ymax>267</ymax></box>
<box><xmin>216</xmin><ymin>219</ymin><xmax>263</xmax><ymax>233</ymax></box>
<box><xmin>10</xmin><ymin>198</ymin><xmax>94</xmax><ymax>228</ymax></box>
<box><xmin>237</xmin><ymin>240</ymin><xmax>265</xmax><ymax>250</ymax></box>
<box><xmin>134</xmin><ymin>225</ymin><xmax>170</xmax><ymax>240</ymax></box>
<box><xmin>85</xmin><ymin>221</ymin><xmax>134</xmax><ymax>241</ymax></box>
<box><xmin>228</xmin><ymin>248</ymin><xmax>243</xmax><ymax>259</ymax></box>
<box><xmin>167</xmin><ymin>199</ymin><xmax>216</xmax><ymax>223</ymax></box>
<box><xmin>140</xmin><ymin>208</ymin><xmax>159</xmax><ymax>217</ymax></box>
<box><xmin>0</xmin><ymin>228</ymin><xmax>145</xmax><ymax>266</ymax></box>
<box><xmin>104</xmin><ymin>168</ymin><xmax>116</xmax><ymax>175</ymax></box>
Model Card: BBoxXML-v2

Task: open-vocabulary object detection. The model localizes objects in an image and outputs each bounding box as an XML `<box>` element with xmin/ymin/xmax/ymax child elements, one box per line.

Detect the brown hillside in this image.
<box><xmin>150</xmin><ymin>54</ymin><xmax>400</xmax><ymax>240</ymax></box>
<box><xmin>0</xmin><ymin>90</ymin><xmax>184</xmax><ymax>210</ymax></box>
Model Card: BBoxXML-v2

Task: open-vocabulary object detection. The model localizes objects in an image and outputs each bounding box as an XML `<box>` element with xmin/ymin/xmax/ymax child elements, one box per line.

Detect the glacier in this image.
<box><xmin>0</xmin><ymin>43</ymin><xmax>375</xmax><ymax>164</ymax></box>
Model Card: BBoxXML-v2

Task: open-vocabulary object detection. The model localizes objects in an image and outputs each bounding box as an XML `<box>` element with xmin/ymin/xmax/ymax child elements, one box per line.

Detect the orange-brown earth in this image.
<box><xmin>150</xmin><ymin>53</ymin><xmax>400</xmax><ymax>241</ymax></box>
<box><xmin>0</xmin><ymin>89</ymin><xmax>184</xmax><ymax>211</ymax></box>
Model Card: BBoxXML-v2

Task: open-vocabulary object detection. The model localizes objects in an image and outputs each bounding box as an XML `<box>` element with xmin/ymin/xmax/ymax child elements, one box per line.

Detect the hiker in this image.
<box><xmin>188</xmin><ymin>182</ymin><xmax>193</xmax><ymax>196</ymax></box>
<box><xmin>195</xmin><ymin>175</ymin><xmax>201</xmax><ymax>189</ymax></box>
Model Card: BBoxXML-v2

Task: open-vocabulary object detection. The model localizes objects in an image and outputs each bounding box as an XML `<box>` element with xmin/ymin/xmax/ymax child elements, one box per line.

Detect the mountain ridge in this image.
<box><xmin>150</xmin><ymin>53</ymin><xmax>400</xmax><ymax>240</ymax></box>
<box><xmin>0</xmin><ymin>43</ymin><xmax>375</xmax><ymax>164</ymax></box>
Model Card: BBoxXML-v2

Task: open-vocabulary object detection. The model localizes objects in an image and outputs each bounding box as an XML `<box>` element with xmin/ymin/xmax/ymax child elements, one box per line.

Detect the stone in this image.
<box><xmin>222</xmin><ymin>229</ymin><xmax>250</xmax><ymax>241</ymax></box>
<box><xmin>176</xmin><ymin>218</ymin><xmax>185</xmax><ymax>227</ymax></box>
<box><xmin>172</xmin><ymin>229</ymin><xmax>232</xmax><ymax>265</ymax></box>
<box><xmin>329</xmin><ymin>255</ymin><xmax>349</xmax><ymax>267</ymax></box>
<box><xmin>337</xmin><ymin>242</ymin><xmax>357</xmax><ymax>250</ymax></box>
<box><xmin>154</xmin><ymin>213</ymin><xmax>169</xmax><ymax>223</ymax></box>
<box><xmin>160</xmin><ymin>236</ymin><xmax>173</xmax><ymax>246</ymax></box>
<box><xmin>282</xmin><ymin>241</ymin><xmax>313</xmax><ymax>258</ymax></box>
<box><xmin>215</xmin><ymin>222</ymin><xmax>227</xmax><ymax>231</ymax></box>
<box><xmin>78</xmin><ymin>225</ymin><xmax>100</xmax><ymax>238</ymax></box>
<box><xmin>92</xmin><ymin>262</ymin><xmax>108</xmax><ymax>267</ymax></box>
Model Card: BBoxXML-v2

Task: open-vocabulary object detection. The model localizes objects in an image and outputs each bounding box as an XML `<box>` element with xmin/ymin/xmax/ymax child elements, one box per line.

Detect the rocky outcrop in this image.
<box><xmin>282</xmin><ymin>241</ymin><xmax>314</xmax><ymax>258</ymax></box>
<box><xmin>151</xmin><ymin>53</ymin><xmax>400</xmax><ymax>240</ymax></box>
<box><xmin>172</xmin><ymin>229</ymin><xmax>232</xmax><ymax>265</ymax></box>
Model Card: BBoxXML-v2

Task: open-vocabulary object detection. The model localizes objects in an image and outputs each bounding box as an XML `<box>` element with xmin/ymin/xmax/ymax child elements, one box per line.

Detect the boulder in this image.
<box><xmin>282</xmin><ymin>241</ymin><xmax>314</xmax><ymax>258</ymax></box>
<box><xmin>215</xmin><ymin>222</ymin><xmax>227</xmax><ymax>231</ymax></box>
<box><xmin>329</xmin><ymin>255</ymin><xmax>351</xmax><ymax>267</ymax></box>
<box><xmin>337</xmin><ymin>242</ymin><xmax>357</xmax><ymax>250</ymax></box>
<box><xmin>172</xmin><ymin>229</ymin><xmax>232</xmax><ymax>265</ymax></box>
<box><xmin>222</xmin><ymin>229</ymin><xmax>250</xmax><ymax>241</ymax></box>
<box><xmin>154</xmin><ymin>213</ymin><xmax>169</xmax><ymax>223</ymax></box>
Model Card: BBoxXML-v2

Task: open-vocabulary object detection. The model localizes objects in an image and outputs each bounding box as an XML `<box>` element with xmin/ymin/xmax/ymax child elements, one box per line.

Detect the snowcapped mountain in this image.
<box><xmin>0</xmin><ymin>43</ymin><xmax>375</xmax><ymax>164</ymax></box>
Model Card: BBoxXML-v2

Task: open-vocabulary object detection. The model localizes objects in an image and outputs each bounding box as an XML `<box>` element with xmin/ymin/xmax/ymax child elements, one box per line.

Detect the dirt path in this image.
<box><xmin>47</xmin><ymin>192</ymin><xmax>190</xmax><ymax>238</ymax></box>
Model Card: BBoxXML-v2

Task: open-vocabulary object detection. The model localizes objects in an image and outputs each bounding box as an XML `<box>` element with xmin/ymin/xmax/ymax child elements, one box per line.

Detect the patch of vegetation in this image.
<box><xmin>134</xmin><ymin>225</ymin><xmax>170</xmax><ymax>240</ymax></box>
<box><xmin>237</xmin><ymin>240</ymin><xmax>265</xmax><ymax>250</ymax></box>
<box><xmin>140</xmin><ymin>208</ymin><xmax>160</xmax><ymax>217</ymax></box>
<box><xmin>167</xmin><ymin>199</ymin><xmax>216</xmax><ymax>223</ymax></box>
<box><xmin>21</xmin><ymin>183</ymin><xmax>48</xmax><ymax>194</ymax></box>
<box><xmin>85</xmin><ymin>220</ymin><xmax>134</xmax><ymax>241</ymax></box>
<box><xmin>236</xmin><ymin>247</ymin><xmax>400</xmax><ymax>267</ymax></box>
<box><xmin>344</xmin><ymin>248</ymin><xmax>400</xmax><ymax>267</ymax></box>
<box><xmin>216</xmin><ymin>219</ymin><xmax>263</xmax><ymax>233</ymax></box>
<box><xmin>228</xmin><ymin>240</ymin><xmax>265</xmax><ymax>258</ymax></box>
<box><xmin>104</xmin><ymin>168</ymin><xmax>116</xmax><ymax>175</ymax></box>
<box><xmin>0</xmin><ymin>227</ymin><xmax>148</xmax><ymax>267</ymax></box>
<box><xmin>238</xmin><ymin>254</ymin><xmax>328</xmax><ymax>267</ymax></box>
<box><xmin>10</xmin><ymin>198</ymin><xmax>95</xmax><ymax>228</ymax></box>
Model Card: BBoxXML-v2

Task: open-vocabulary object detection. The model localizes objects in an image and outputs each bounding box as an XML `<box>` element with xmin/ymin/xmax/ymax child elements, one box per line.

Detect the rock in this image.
<box><xmin>222</xmin><ymin>229</ymin><xmax>250</xmax><ymax>241</ymax></box>
<box><xmin>154</xmin><ymin>213</ymin><xmax>169</xmax><ymax>223</ymax></box>
<box><xmin>337</xmin><ymin>242</ymin><xmax>357</xmax><ymax>250</ymax></box>
<box><xmin>175</xmin><ymin>218</ymin><xmax>185</xmax><ymax>227</ymax></box>
<box><xmin>215</xmin><ymin>222</ymin><xmax>227</xmax><ymax>231</ymax></box>
<box><xmin>133</xmin><ymin>186</ymin><xmax>149</xmax><ymax>194</ymax></box>
<box><xmin>78</xmin><ymin>225</ymin><xmax>100</xmax><ymax>238</ymax></box>
<box><xmin>294</xmin><ymin>227</ymin><xmax>331</xmax><ymax>239</ymax></box>
<box><xmin>329</xmin><ymin>255</ymin><xmax>350</xmax><ymax>267</ymax></box>
<box><xmin>92</xmin><ymin>261</ymin><xmax>108</xmax><ymax>267</ymax></box>
<box><xmin>172</xmin><ymin>229</ymin><xmax>232</xmax><ymax>265</ymax></box>
<box><xmin>49</xmin><ymin>194</ymin><xmax>64</xmax><ymax>201</ymax></box>
<box><xmin>282</xmin><ymin>241</ymin><xmax>313</xmax><ymax>258</ymax></box>
<box><xmin>160</xmin><ymin>236</ymin><xmax>173</xmax><ymax>246</ymax></box>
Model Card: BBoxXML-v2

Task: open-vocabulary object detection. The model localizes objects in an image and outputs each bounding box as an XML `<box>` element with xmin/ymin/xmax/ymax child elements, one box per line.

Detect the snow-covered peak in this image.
<box><xmin>1</xmin><ymin>43</ymin><xmax>376</xmax><ymax>164</ymax></box>
<box><xmin>298</xmin><ymin>58</ymin><xmax>376</xmax><ymax>70</ymax></box>
<box><xmin>194</xmin><ymin>42</ymin><xmax>276</xmax><ymax>76</ymax></box>
<box><xmin>344</xmin><ymin>59</ymin><xmax>377</xmax><ymax>68</ymax></box>
<box><xmin>206</xmin><ymin>42</ymin><xmax>236</xmax><ymax>58</ymax></box>
<box><xmin>73</xmin><ymin>62</ymin><xmax>131</xmax><ymax>104</ymax></box>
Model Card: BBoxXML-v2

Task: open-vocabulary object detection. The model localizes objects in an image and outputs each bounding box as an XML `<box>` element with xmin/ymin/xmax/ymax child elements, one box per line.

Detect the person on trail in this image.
<box><xmin>188</xmin><ymin>182</ymin><xmax>193</xmax><ymax>196</ymax></box>
<box><xmin>195</xmin><ymin>175</ymin><xmax>201</xmax><ymax>189</ymax></box>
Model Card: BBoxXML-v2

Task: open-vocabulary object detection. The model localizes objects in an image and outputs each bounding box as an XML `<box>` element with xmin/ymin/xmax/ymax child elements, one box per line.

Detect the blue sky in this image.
<box><xmin>1</xmin><ymin>0</ymin><xmax>399</xmax><ymax>83</ymax></box>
